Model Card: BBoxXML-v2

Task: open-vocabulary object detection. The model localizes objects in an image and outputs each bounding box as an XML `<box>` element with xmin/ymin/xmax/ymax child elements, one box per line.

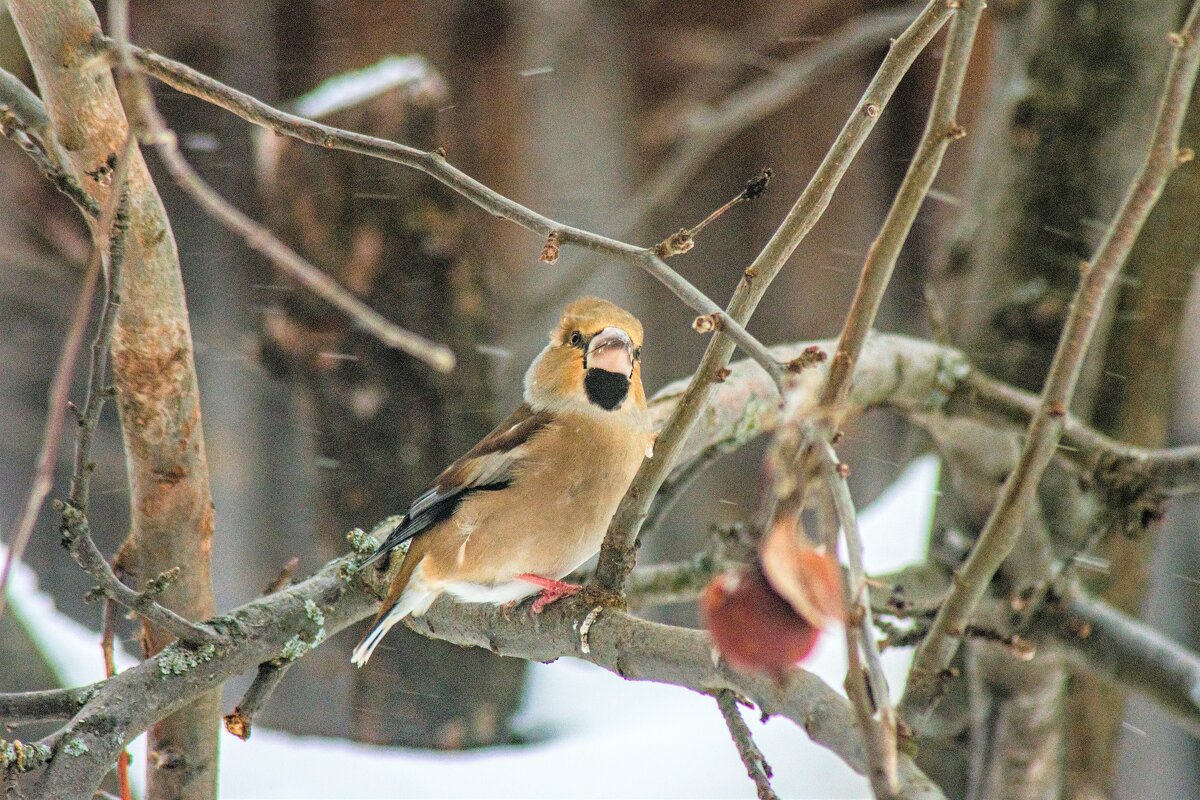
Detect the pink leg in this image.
<box><xmin>516</xmin><ymin>573</ymin><xmax>582</xmax><ymax>613</ymax></box>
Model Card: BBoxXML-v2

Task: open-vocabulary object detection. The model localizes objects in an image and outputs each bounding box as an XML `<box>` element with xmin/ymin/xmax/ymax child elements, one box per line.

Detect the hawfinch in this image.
<box><xmin>352</xmin><ymin>297</ymin><xmax>652</xmax><ymax>666</ymax></box>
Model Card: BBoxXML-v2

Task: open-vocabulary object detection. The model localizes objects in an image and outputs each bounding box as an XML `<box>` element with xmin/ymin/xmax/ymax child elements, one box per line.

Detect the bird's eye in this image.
<box><xmin>633</xmin><ymin>347</ymin><xmax>642</xmax><ymax>361</ymax></box>
<box><xmin>569</xmin><ymin>330</ymin><xmax>584</xmax><ymax>347</ymax></box>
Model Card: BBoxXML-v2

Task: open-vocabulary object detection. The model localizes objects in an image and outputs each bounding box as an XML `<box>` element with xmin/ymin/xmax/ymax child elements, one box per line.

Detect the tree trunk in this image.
<box><xmin>254</xmin><ymin>29</ymin><xmax>526</xmax><ymax>745</ymax></box>
<box><xmin>11</xmin><ymin>2</ymin><xmax>222</xmax><ymax>799</ymax></box>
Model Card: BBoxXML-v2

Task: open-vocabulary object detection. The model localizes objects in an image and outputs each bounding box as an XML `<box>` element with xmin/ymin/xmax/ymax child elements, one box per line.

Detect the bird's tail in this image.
<box><xmin>351</xmin><ymin>564</ymin><xmax>437</xmax><ymax>666</ymax></box>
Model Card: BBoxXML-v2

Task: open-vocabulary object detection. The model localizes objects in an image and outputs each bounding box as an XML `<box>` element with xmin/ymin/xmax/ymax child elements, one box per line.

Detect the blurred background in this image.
<box><xmin>1</xmin><ymin>1</ymin><xmax>1197</xmax><ymax>798</ymax></box>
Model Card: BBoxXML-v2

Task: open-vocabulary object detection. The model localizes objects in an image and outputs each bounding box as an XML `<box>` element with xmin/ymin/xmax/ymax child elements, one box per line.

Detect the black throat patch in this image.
<box><xmin>584</xmin><ymin>369</ymin><xmax>630</xmax><ymax>411</ymax></box>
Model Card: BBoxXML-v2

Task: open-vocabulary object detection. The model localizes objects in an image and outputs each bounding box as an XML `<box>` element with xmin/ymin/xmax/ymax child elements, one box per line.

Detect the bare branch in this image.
<box><xmin>0</xmin><ymin>249</ymin><xmax>99</xmax><ymax>625</ymax></box>
<box><xmin>222</xmin><ymin>662</ymin><xmax>292</xmax><ymax>742</ymax></box>
<box><xmin>820</xmin><ymin>441</ymin><xmax>899</xmax><ymax>798</ymax></box>
<box><xmin>713</xmin><ymin>690</ymin><xmax>779</xmax><ymax>800</ymax></box>
<box><xmin>25</xmin><ymin>539</ymin><xmax>946</xmax><ymax>800</ymax></box>
<box><xmin>49</xmin><ymin>154</ymin><xmax>220</xmax><ymax>645</ymax></box>
<box><xmin>591</xmin><ymin>0</ymin><xmax>956</xmax><ymax>595</ymax></box>
<box><xmin>902</xmin><ymin>3</ymin><xmax>1200</xmax><ymax>727</ymax></box>
<box><xmin>821</xmin><ymin>0</ymin><xmax>985</xmax><ymax>411</ymax></box>
<box><xmin>0</xmin><ymin>687</ymin><xmax>94</xmax><ymax>725</ymax></box>
<box><xmin>115</xmin><ymin>38</ymin><xmax>784</xmax><ymax>387</ymax></box>
<box><xmin>108</xmin><ymin>40</ymin><xmax>455</xmax><ymax>372</ymax></box>
<box><xmin>625</xmin><ymin>6</ymin><xmax>921</xmax><ymax>229</ymax></box>
<box><xmin>0</xmin><ymin>67</ymin><xmax>100</xmax><ymax>217</ymax></box>
<box><xmin>1033</xmin><ymin>591</ymin><xmax>1200</xmax><ymax>739</ymax></box>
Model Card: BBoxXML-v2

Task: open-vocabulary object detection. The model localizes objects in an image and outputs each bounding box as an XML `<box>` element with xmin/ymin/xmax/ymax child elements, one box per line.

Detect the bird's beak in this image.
<box><xmin>586</xmin><ymin>327</ymin><xmax>635</xmax><ymax>377</ymax></box>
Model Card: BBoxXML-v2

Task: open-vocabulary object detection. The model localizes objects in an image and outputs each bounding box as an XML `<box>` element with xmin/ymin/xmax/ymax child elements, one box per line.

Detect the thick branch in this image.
<box><xmin>26</xmin><ymin>539</ymin><xmax>946</xmax><ymax>800</ymax></box>
<box><xmin>902</xmin><ymin>4</ymin><xmax>1200</xmax><ymax>726</ymax></box>
<box><xmin>1032</xmin><ymin>592</ymin><xmax>1200</xmax><ymax>739</ymax></box>
<box><xmin>11</xmin><ymin>2</ymin><xmax>226</xmax><ymax>797</ymax></box>
<box><xmin>0</xmin><ymin>687</ymin><xmax>95</xmax><ymax>725</ymax></box>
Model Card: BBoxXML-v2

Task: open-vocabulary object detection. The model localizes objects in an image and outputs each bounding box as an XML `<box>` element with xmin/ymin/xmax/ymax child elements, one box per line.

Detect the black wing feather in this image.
<box><xmin>355</xmin><ymin>403</ymin><xmax>553</xmax><ymax>571</ymax></box>
<box><xmin>357</xmin><ymin>481</ymin><xmax>510</xmax><ymax>570</ymax></box>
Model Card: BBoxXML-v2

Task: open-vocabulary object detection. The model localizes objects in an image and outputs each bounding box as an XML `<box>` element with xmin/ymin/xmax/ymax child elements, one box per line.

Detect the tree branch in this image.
<box><xmin>110</xmin><ymin>38</ymin><xmax>784</xmax><ymax>388</ymax></box>
<box><xmin>902</xmin><ymin>3</ymin><xmax>1200</xmax><ymax>727</ymax></box>
<box><xmin>24</xmin><ymin>529</ymin><xmax>947</xmax><ymax>800</ymax></box>
<box><xmin>625</xmin><ymin>6</ymin><xmax>922</xmax><ymax>229</ymax></box>
<box><xmin>11</xmin><ymin>338</ymin><xmax>1200</xmax><ymax>793</ymax></box>
<box><xmin>820</xmin><ymin>440</ymin><xmax>899</xmax><ymax>798</ymax></box>
<box><xmin>1032</xmin><ymin>591</ymin><xmax>1200</xmax><ymax>739</ymax></box>
<box><xmin>0</xmin><ymin>687</ymin><xmax>95</xmax><ymax>725</ymax></box>
<box><xmin>591</xmin><ymin>0</ymin><xmax>956</xmax><ymax>595</ymax></box>
<box><xmin>821</xmin><ymin>0</ymin><xmax>985</xmax><ymax>411</ymax></box>
<box><xmin>713</xmin><ymin>690</ymin><xmax>779</xmax><ymax>800</ymax></box>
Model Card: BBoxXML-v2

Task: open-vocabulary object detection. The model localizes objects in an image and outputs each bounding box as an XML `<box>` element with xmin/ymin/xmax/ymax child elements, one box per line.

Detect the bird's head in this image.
<box><xmin>525</xmin><ymin>297</ymin><xmax>646</xmax><ymax>417</ymax></box>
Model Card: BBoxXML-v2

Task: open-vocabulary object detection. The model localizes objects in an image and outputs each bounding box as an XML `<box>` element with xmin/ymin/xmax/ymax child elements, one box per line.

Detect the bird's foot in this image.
<box><xmin>516</xmin><ymin>573</ymin><xmax>583</xmax><ymax>613</ymax></box>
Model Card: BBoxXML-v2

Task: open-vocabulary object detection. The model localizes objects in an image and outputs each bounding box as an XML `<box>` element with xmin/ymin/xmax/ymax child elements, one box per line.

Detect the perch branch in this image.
<box><xmin>902</xmin><ymin>2</ymin><xmax>1200</xmax><ymax>726</ymax></box>
<box><xmin>713</xmin><ymin>689</ymin><xmax>779</xmax><ymax>800</ymax></box>
<box><xmin>112</xmin><ymin>39</ymin><xmax>784</xmax><ymax>386</ymax></box>
<box><xmin>12</xmin><ymin>340</ymin><xmax>1200</xmax><ymax>793</ymax></box>
<box><xmin>591</xmin><ymin>0</ymin><xmax>955</xmax><ymax>595</ymax></box>
<box><xmin>22</xmin><ymin>534</ymin><xmax>947</xmax><ymax>800</ymax></box>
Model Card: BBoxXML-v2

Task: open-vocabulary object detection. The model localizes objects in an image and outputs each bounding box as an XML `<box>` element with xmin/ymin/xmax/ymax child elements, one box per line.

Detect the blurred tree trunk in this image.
<box><xmin>253</xmin><ymin>2</ymin><xmax>527</xmax><ymax>746</ymax></box>
<box><xmin>932</xmin><ymin>1</ymin><xmax>1189</xmax><ymax>798</ymax></box>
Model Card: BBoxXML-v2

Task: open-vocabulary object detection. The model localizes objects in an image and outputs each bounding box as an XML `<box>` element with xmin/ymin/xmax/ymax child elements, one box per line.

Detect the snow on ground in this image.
<box><xmin>7</xmin><ymin>456</ymin><xmax>939</xmax><ymax>799</ymax></box>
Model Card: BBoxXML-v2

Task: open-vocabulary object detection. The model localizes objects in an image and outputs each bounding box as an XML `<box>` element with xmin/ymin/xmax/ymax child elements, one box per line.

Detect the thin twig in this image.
<box><xmin>0</xmin><ymin>67</ymin><xmax>100</xmax><ymax>217</ymax></box>
<box><xmin>591</xmin><ymin>0</ymin><xmax>955</xmax><ymax>595</ymax></box>
<box><xmin>821</xmin><ymin>0</ymin><xmax>985</xmax><ymax>411</ymax></box>
<box><xmin>902</xmin><ymin>2</ymin><xmax>1200</xmax><ymax>726</ymax></box>
<box><xmin>52</xmin><ymin>162</ymin><xmax>220</xmax><ymax>646</ymax></box>
<box><xmin>109</xmin><ymin>50</ymin><xmax>456</xmax><ymax>372</ymax></box>
<box><xmin>222</xmin><ymin>662</ymin><xmax>292</xmax><ymax>742</ymax></box>
<box><xmin>625</xmin><ymin>6</ymin><xmax>922</xmax><ymax>234</ymax></box>
<box><xmin>532</xmin><ymin>6</ymin><xmax>920</xmax><ymax>316</ymax></box>
<box><xmin>0</xmin><ymin>260</ymin><xmax>100</xmax><ymax>625</ymax></box>
<box><xmin>713</xmin><ymin>690</ymin><xmax>779</xmax><ymax>800</ymax></box>
<box><xmin>114</xmin><ymin>39</ymin><xmax>785</xmax><ymax>387</ymax></box>
<box><xmin>820</xmin><ymin>441</ymin><xmax>899</xmax><ymax>798</ymax></box>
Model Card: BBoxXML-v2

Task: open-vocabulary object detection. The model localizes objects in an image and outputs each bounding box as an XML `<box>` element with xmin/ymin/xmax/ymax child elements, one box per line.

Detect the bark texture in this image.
<box><xmin>9</xmin><ymin>2</ymin><xmax>220</xmax><ymax>798</ymax></box>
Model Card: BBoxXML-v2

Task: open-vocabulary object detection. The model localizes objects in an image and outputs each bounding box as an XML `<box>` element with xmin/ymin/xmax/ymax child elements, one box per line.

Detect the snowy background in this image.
<box><xmin>7</xmin><ymin>456</ymin><xmax>939</xmax><ymax>799</ymax></box>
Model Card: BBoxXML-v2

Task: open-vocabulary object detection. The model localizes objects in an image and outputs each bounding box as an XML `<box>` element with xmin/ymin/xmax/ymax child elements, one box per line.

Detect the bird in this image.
<box><xmin>351</xmin><ymin>297</ymin><xmax>653</xmax><ymax>667</ymax></box>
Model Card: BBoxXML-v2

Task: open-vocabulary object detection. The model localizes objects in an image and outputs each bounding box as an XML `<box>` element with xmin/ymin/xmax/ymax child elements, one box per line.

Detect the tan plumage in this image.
<box><xmin>352</xmin><ymin>298</ymin><xmax>651</xmax><ymax>666</ymax></box>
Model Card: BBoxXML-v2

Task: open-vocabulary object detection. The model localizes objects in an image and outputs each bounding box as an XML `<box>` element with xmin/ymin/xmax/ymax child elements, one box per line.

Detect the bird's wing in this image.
<box><xmin>358</xmin><ymin>403</ymin><xmax>555</xmax><ymax>569</ymax></box>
